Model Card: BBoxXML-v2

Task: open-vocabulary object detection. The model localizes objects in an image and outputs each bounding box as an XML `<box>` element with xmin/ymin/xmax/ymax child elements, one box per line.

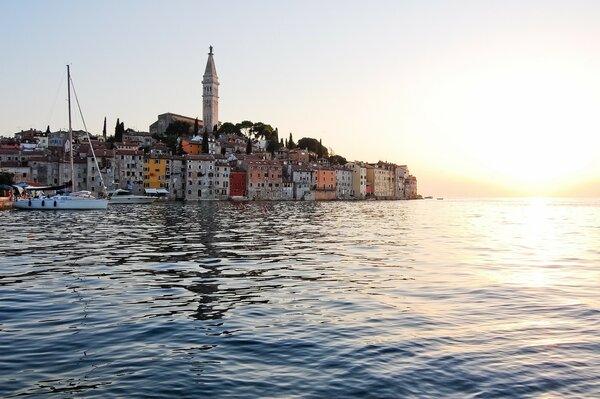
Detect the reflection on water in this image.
<box><xmin>1</xmin><ymin>199</ymin><xmax>600</xmax><ymax>397</ymax></box>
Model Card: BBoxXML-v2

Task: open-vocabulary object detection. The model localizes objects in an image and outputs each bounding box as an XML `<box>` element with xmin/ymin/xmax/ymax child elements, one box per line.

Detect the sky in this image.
<box><xmin>2</xmin><ymin>0</ymin><xmax>600</xmax><ymax>197</ymax></box>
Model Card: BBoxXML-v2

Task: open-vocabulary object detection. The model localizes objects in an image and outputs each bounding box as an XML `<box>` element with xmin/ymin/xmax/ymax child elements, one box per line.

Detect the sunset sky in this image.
<box><xmin>2</xmin><ymin>0</ymin><xmax>600</xmax><ymax>197</ymax></box>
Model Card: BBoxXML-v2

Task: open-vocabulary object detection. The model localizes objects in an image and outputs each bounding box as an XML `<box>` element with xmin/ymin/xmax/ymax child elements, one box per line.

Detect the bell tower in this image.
<box><xmin>202</xmin><ymin>45</ymin><xmax>219</xmax><ymax>132</ymax></box>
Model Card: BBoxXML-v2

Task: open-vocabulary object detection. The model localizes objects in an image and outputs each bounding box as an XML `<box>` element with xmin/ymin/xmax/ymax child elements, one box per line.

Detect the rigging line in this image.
<box><xmin>69</xmin><ymin>76</ymin><xmax>108</xmax><ymax>194</ymax></box>
<box><xmin>46</xmin><ymin>71</ymin><xmax>66</xmax><ymax>129</ymax></box>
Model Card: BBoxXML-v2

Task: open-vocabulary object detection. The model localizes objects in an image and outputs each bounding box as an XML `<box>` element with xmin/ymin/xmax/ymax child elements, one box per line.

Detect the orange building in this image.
<box><xmin>181</xmin><ymin>138</ymin><xmax>201</xmax><ymax>155</ymax></box>
<box><xmin>314</xmin><ymin>167</ymin><xmax>336</xmax><ymax>200</ymax></box>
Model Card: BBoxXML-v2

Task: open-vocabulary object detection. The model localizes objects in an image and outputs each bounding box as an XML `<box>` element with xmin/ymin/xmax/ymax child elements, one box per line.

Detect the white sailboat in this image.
<box><xmin>14</xmin><ymin>66</ymin><xmax>109</xmax><ymax>210</ymax></box>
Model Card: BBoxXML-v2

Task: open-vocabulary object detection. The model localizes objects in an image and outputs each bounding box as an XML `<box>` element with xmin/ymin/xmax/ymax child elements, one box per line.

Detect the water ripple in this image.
<box><xmin>1</xmin><ymin>199</ymin><xmax>600</xmax><ymax>397</ymax></box>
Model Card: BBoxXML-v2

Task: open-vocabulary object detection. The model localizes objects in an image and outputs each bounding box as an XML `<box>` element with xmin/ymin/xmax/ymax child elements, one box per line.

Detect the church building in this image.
<box><xmin>149</xmin><ymin>46</ymin><xmax>219</xmax><ymax>135</ymax></box>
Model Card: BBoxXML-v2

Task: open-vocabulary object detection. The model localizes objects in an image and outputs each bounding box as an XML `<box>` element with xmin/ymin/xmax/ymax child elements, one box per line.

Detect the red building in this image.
<box><xmin>229</xmin><ymin>168</ymin><xmax>247</xmax><ymax>197</ymax></box>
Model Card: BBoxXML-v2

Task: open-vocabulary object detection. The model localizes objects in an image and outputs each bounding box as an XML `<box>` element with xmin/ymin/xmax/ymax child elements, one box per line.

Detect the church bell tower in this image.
<box><xmin>202</xmin><ymin>46</ymin><xmax>219</xmax><ymax>132</ymax></box>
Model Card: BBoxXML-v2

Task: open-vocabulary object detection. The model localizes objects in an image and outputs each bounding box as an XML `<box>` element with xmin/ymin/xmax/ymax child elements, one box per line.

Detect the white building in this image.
<box><xmin>291</xmin><ymin>166</ymin><xmax>315</xmax><ymax>200</ymax></box>
<box><xmin>185</xmin><ymin>154</ymin><xmax>229</xmax><ymax>200</ymax></box>
<box><xmin>346</xmin><ymin>162</ymin><xmax>367</xmax><ymax>199</ymax></box>
<box><xmin>335</xmin><ymin>168</ymin><xmax>353</xmax><ymax>200</ymax></box>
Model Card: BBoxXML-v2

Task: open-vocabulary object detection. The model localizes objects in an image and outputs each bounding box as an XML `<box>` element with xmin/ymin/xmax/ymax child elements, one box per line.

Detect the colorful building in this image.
<box><xmin>230</xmin><ymin>168</ymin><xmax>247</xmax><ymax>197</ymax></box>
<box><xmin>314</xmin><ymin>167</ymin><xmax>336</xmax><ymax>201</ymax></box>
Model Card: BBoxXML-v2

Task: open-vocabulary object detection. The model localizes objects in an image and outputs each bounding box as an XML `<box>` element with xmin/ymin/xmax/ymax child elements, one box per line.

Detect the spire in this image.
<box><xmin>204</xmin><ymin>45</ymin><xmax>218</xmax><ymax>78</ymax></box>
<box><xmin>202</xmin><ymin>45</ymin><xmax>219</xmax><ymax>133</ymax></box>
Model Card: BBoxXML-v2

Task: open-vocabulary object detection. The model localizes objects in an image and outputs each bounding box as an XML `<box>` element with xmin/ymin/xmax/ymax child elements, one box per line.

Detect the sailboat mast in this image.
<box><xmin>67</xmin><ymin>65</ymin><xmax>76</xmax><ymax>192</ymax></box>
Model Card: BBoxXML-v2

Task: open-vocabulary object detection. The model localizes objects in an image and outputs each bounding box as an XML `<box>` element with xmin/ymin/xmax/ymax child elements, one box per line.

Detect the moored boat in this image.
<box><xmin>108</xmin><ymin>189</ymin><xmax>156</xmax><ymax>204</ymax></box>
<box><xmin>229</xmin><ymin>195</ymin><xmax>249</xmax><ymax>202</ymax></box>
<box><xmin>14</xmin><ymin>65</ymin><xmax>108</xmax><ymax>211</ymax></box>
<box><xmin>14</xmin><ymin>191</ymin><xmax>108</xmax><ymax>210</ymax></box>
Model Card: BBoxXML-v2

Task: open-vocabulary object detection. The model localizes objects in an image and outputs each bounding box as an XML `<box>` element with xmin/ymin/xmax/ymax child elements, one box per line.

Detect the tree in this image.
<box><xmin>114</xmin><ymin>118</ymin><xmax>125</xmax><ymax>142</ymax></box>
<box><xmin>176</xmin><ymin>139</ymin><xmax>186</xmax><ymax>156</ymax></box>
<box><xmin>252</xmin><ymin>122</ymin><xmax>274</xmax><ymax>140</ymax></box>
<box><xmin>246</xmin><ymin>137</ymin><xmax>252</xmax><ymax>154</ymax></box>
<box><xmin>193</xmin><ymin>118</ymin><xmax>199</xmax><ymax>136</ymax></box>
<box><xmin>329</xmin><ymin>154</ymin><xmax>348</xmax><ymax>165</ymax></box>
<box><xmin>218</xmin><ymin>122</ymin><xmax>239</xmax><ymax>135</ymax></box>
<box><xmin>266</xmin><ymin>127</ymin><xmax>280</xmax><ymax>153</ymax></box>
<box><xmin>287</xmin><ymin>132</ymin><xmax>296</xmax><ymax>149</ymax></box>
<box><xmin>102</xmin><ymin>117</ymin><xmax>107</xmax><ymax>138</ymax></box>
<box><xmin>297</xmin><ymin>137</ymin><xmax>329</xmax><ymax>158</ymax></box>
<box><xmin>164</xmin><ymin>120</ymin><xmax>191</xmax><ymax>137</ymax></box>
<box><xmin>45</xmin><ymin>125</ymin><xmax>50</xmax><ymax>135</ymax></box>
<box><xmin>163</xmin><ymin>121</ymin><xmax>191</xmax><ymax>154</ymax></box>
<box><xmin>237</xmin><ymin>120</ymin><xmax>254</xmax><ymax>138</ymax></box>
<box><xmin>202</xmin><ymin>130</ymin><xmax>209</xmax><ymax>154</ymax></box>
<box><xmin>318</xmin><ymin>139</ymin><xmax>323</xmax><ymax>158</ymax></box>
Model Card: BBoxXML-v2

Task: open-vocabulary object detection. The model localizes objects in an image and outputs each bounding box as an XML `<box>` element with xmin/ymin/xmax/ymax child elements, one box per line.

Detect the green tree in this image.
<box><xmin>318</xmin><ymin>139</ymin><xmax>323</xmax><ymax>158</ymax></box>
<box><xmin>246</xmin><ymin>137</ymin><xmax>252</xmax><ymax>154</ymax></box>
<box><xmin>218</xmin><ymin>122</ymin><xmax>240</xmax><ymax>135</ymax></box>
<box><xmin>163</xmin><ymin>121</ymin><xmax>191</xmax><ymax>154</ymax></box>
<box><xmin>164</xmin><ymin>120</ymin><xmax>191</xmax><ymax>137</ymax></box>
<box><xmin>252</xmin><ymin>122</ymin><xmax>274</xmax><ymax>140</ymax></box>
<box><xmin>114</xmin><ymin>118</ymin><xmax>121</xmax><ymax>141</ymax></box>
<box><xmin>297</xmin><ymin>137</ymin><xmax>329</xmax><ymax>158</ymax></box>
<box><xmin>266</xmin><ymin>128</ymin><xmax>280</xmax><ymax>153</ymax></box>
<box><xmin>202</xmin><ymin>130</ymin><xmax>209</xmax><ymax>154</ymax></box>
<box><xmin>287</xmin><ymin>132</ymin><xmax>296</xmax><ymax>149</ymax></box>
<box><xmin>193</xmin><ymin>118</ymin><xmax>199</xmax><ymax>136</ymax></box>
<box><xmin>176</xmin><ymin>139</ymin><xmax>186</xmax><ymax>156</ymax></box>
<box><xmin>45</xmin><ymin>125</ymin><xmax>50</xmax><ymax>135</ymax></box>
<box><xmin>102</xmin><ymin>117</ymin><xmax>106</xmax><ymax>138</ymax></box>
<box><xmin>329</xmin><ymin>154</ymin><xmax>348</xmax><ymax>165</ymax></box>
<box><xmin>237</xmin><ymin>120</ymin><xmax>254</xmax><ymax>138</ymax></box>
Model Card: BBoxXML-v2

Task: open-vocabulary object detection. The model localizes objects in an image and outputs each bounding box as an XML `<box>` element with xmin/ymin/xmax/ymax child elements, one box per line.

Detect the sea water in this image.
<box><xmin>1</xmin><ymin>199</ymin><xmax>600</xmax><ymax>398</ymax></box>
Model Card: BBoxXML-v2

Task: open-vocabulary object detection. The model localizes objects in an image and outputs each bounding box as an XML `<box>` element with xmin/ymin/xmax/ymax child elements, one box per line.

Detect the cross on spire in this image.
<box><xmin>209</xmin><ymin>45</ymin><xmax>213</xmax><ymax>55</ymax></box>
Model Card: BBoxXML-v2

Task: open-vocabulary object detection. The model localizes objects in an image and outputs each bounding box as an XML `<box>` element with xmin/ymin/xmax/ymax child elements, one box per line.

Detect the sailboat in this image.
<box><xmin>13</xmin><ymin>66</ymin><xmax>109</xmax><ymax>210</ymax></box>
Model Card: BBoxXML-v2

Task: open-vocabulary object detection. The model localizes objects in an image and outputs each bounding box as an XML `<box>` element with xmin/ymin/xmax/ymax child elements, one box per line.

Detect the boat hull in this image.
<box><xmin>13</xmin><ymin>197</ymin><xmax>108</xmax><ymax>210</ymax></box>
<box><xmin>109</xmin><ymin>196</ymin><xmax>156</xmax><ymax>204</ymax></box>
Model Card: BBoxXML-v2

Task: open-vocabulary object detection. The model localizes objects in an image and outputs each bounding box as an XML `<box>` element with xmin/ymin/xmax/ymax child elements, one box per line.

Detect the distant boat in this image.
<box><xmin>437</xmin><ymin>197</ymin><xmax>444</xmax><ymax>200</ymax></box>
<box><xmin>229</xmin><ymin>195</ymin><xmax>249</xmax><ymax>202</ymax></box>
<box><xmin>13</xmin><ymin>65</ymin><xmax>108</xmax><ymax>210</ymax></box>
<box><xmin>108</xmin><ymin>189</ymin><xmax>156</xmax><ymax>204</ymax></box>
<box><xmin>424</xmin><ymin>196</ymin><xmax>433</xmax><ymax>199</ymax></box>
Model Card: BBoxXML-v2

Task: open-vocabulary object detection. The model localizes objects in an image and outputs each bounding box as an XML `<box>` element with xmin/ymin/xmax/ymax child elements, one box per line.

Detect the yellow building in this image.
<box><xmin>366</xmin><ymin>163</ymin><xmax>394</xmax><ymax>199</ymax></box>
<box><xmin>143</xmin><ymin>155</ymin><xmax>170</xmax><ymax>189</ymax></box>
